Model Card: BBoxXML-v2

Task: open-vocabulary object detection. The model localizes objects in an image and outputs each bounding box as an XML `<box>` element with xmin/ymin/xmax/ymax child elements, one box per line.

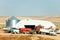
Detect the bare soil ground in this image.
<box><xmin>0</xmin><ymin>29</ymin><xmax>60</xmax><ymax>40</ymax></box>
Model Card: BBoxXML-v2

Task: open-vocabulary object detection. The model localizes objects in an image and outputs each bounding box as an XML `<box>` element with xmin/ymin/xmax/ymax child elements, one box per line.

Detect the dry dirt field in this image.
<box><xmin>0</xmin><ymin>29</ymin><xmax>60</xmax><ymax>40</ymax></box>
<box><xmin>0</xmin><ymin>16</ymin><xmax>60</xmax><ymax>40</ymax></box>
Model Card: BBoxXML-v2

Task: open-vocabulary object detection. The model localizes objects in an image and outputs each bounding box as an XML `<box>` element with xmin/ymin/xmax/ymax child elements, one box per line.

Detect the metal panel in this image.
<box><xmin>6</xmin><ymin>16</ymin><xmax>20</xmax><ymax>28</ymax></box>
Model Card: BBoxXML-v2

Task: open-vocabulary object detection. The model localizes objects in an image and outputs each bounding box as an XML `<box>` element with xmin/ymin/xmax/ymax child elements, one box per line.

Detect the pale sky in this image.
<box><xmin>0</xmin><ymin>0</ymin><xmax>60</xmax><ymax>16</ymax></box>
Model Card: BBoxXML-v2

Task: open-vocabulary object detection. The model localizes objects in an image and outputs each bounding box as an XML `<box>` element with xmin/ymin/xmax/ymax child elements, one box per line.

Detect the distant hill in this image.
<box><xmin>0</xmin><ymin>16</ymin><xmax>60</xmax><ymax>26</ymax></box>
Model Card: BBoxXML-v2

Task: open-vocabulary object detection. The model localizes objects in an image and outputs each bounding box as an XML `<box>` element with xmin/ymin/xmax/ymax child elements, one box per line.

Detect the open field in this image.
<box><xmin>0</xmin><ymin>16</ymin><xmax>60</xmax><ymax>40</ymax></box>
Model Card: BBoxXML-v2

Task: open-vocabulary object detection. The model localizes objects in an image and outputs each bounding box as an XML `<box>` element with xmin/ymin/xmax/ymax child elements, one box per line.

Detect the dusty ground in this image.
<box><xmin>0</xmin><ymin>16</ymin><xmax>60</xmax><ymax>40</ymax></box>
<box><xmin>0</xmin><ymin>29</ymin><xmax>60</xmax><ymax>40</ymax></box>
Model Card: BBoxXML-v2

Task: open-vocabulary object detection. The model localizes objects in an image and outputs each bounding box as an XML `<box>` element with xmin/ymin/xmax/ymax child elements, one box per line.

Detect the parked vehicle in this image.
<box><xmin>55</xmin><ymin>28</ymin><xmax>60</xmax><ymax>34</ymax></box>
<box><xmin>10</xmin><ymin>28</ymin><xmax>19</xmax><ymax>34</ymax></box>
<box><xmin>19</xmin><ymin>28</ymin><xmax>32</xmax><ymax>34</ymax></box>
<box><xmin>3</xmin><ymin>27</ymin><xmax>35</xmax><ymax>34</ymax></box>
<box><xmin>39</xmin><ymin>29</ymin><xmax>56</xmax><ymax>36</ymax></box>
<box><xmin>3</xmin><ymin>27</ymin><xmax>10</xmax><ymax>33</ymax></box>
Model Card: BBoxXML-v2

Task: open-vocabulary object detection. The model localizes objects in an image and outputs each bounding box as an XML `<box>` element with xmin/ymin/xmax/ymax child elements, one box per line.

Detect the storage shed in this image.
<box><xmin>15</xmin><ymin>19</ymin><xmax>56</xmax><ymax>30</ymax></box>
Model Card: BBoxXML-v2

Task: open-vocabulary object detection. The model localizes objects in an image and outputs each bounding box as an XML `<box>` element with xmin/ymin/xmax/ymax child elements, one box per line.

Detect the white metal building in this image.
<box><xmin>15</xmin><ymin>19</ymin><xmax>56</xmax><ymax>29</ymax></box>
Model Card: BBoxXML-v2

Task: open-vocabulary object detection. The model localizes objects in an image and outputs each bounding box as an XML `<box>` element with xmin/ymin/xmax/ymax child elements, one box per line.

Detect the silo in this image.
<box><xmin>6</xmin><ymin>16</ymin><xmax>20</xmax><ymax>28</ymax></box>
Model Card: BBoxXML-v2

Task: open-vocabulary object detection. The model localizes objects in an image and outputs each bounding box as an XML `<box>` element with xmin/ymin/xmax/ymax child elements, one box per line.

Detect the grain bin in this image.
<box><xmin>6</xmin><ymin>16</ymin><xmax>20</xmax><ymax>28</ymax></box>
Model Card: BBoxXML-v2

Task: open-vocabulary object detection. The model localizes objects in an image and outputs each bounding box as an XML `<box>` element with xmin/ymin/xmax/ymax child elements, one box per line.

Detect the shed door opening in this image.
<box><xmin>24</xmin><ymin>25</ymin><xmax>35</xmax><ymax>29</ymax></box>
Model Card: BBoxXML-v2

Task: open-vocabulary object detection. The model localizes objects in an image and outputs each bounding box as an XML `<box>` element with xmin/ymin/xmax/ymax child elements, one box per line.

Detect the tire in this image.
<box><xmin>11</xmin><ymin>31</ymin><xmax>14</xmax><ymax>34</ymax></box>
<box><xmin>8</xmin><ymin>31</ymin><xmax>11</xmax><ymax>33</ymax></box>
<box><xmin>11</xmin><ymin>31</ymin><xmax>16</xmax><ymax>34</ymax></box>
<box><xmin>31</xmin><ymin>30</ymin><xmax>36</xmax><ymax>34</ymax></box>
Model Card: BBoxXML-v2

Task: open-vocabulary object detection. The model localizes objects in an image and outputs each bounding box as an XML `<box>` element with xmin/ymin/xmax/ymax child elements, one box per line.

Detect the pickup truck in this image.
<box><xmin>10</xmin><ymin>28</ymin><xmax>19</xmax><ymax>34</ymax></box>
<box><xmin>39</xmin><ymin>29</ymin><xmax>56</xmax><ymax>36</ymax></box>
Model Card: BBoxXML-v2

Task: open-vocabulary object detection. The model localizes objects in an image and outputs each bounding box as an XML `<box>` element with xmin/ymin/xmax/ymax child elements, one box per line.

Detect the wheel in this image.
<box><xmin>31</xmin><ymin>30</ymin><xmax>36</xmax><ymax>34</ymax></box>
<box><xmin>36</xmin><ymin>31</ymin><xmax>39</xmax><ymax>34</ymax></box>
<box><xmin>8</xmin><ymin>31</ymin><xmax>11</xmax><ymax>33</ymax></box>
<box><xmin>11</xmin><ymin>31</ymin><xmax>17</xmax><ymax>34</ymax></box>
<box><xmin>11</xmin><ymin>31</ymin><xmax>15</xmax><ymax>34</ymax></box>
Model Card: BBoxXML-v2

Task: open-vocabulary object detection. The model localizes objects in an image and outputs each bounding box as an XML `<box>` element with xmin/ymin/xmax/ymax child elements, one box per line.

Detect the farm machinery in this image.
<box><xmin>19</xmin><ymin>28</ymin><xmax>32</xmax><ymax>34</ymax></box>
<box><xmin>3</xmin><ymin>27</ymin><xmax>35</xmax><ymax>34</ymax></box>
<box><xmin>3</xmin><ymin>25</ymin><xmax>57</xmax><ymax>36</ymax></box>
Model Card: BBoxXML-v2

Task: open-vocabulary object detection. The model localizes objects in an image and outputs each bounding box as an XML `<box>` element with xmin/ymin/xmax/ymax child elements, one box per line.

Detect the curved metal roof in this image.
<box><xmin>7</xmin><ymin>16</ymin><xmax>20</xmax><ymax>21</ymax></box>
